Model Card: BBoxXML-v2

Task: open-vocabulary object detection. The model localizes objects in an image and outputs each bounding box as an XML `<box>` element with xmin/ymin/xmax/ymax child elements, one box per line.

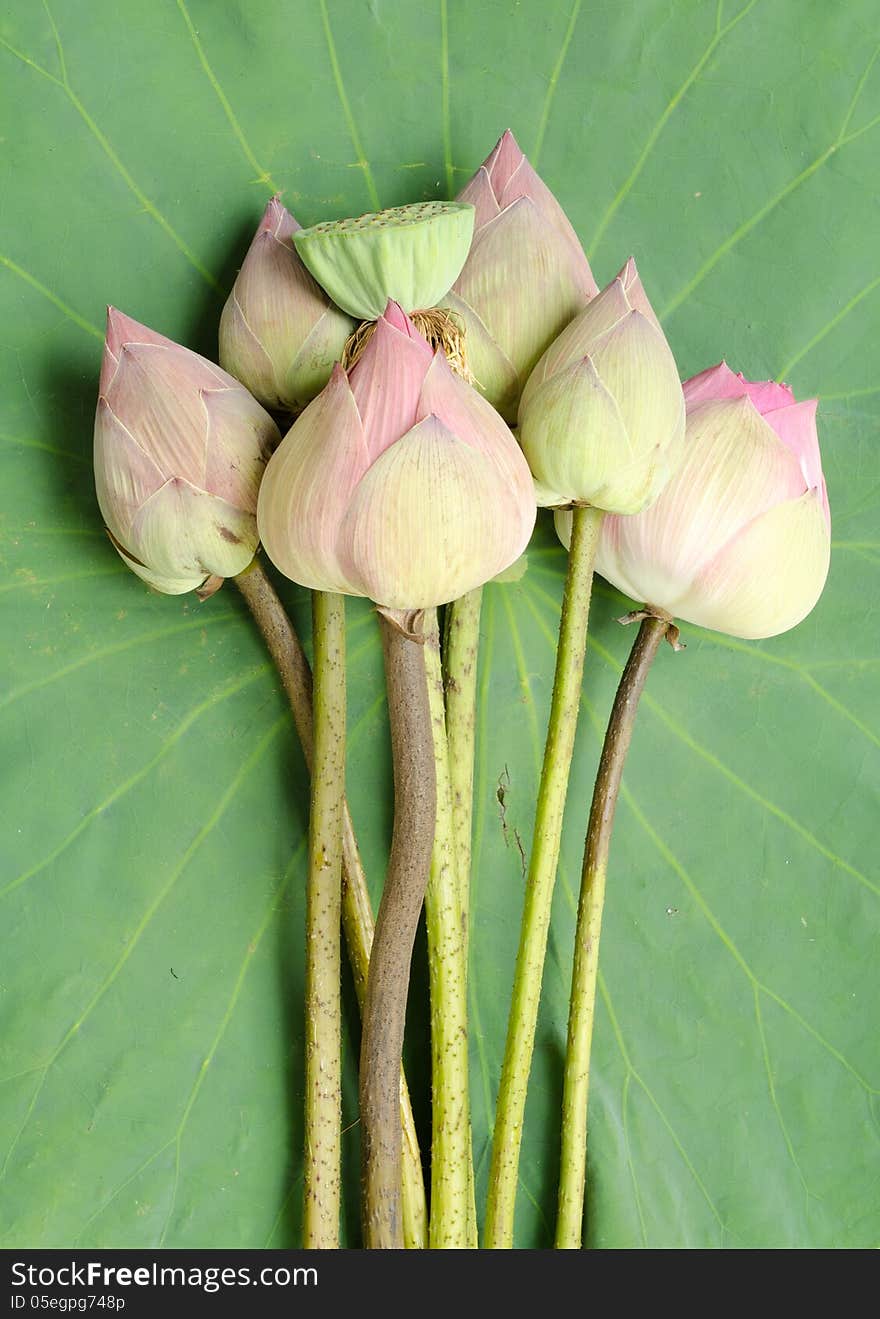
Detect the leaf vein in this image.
<box><xmin>174</xmin><ymin>0</ymin><xmax>282</xmax><ymax>193</ymax></box>
<box><xmin>317</xmin><ymin>0</ymin><xmax>380</xmax><ymax>210</ymax></box>
<box><xmin>588</xmin><ymin>0</ymin><xmax>762</xmax><ymax>257</ymax></box>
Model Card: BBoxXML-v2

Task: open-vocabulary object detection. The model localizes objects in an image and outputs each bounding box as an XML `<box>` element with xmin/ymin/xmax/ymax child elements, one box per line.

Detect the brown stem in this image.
<box><xmin>360</xmin><ymin>614</ymin><xmax>437</xmax><ymax>1249</ymax></box>
<box><xmin>556</xmin><ymin>614</ymin><xmax>670</xmax><ymax>1249</ymax></box>
<box><xmin>234</xmin><ymin>561</ymin><xmax>315</xmax><ymax>761</ymax></box>
<box><xmin>233</xmin><ymin>560</ymin><xmax>428</xmax><ymax>1248</ymax></box>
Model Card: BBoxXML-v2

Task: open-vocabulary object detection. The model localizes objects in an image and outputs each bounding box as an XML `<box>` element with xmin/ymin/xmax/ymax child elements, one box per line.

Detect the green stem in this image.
<box><xmin>424</xmin><ymin>610</ymin><xmax>474</xmax><ymax>1248</ymax></box>
<box><xmin>360</xmin><ymin>613</ymin><xmax>437</xmax><ymax>1249</ymax></box>
<box><xmin>443</xmin><ymin>587</ymin><xmax>483</xmax><ymax>935</ymax></box>
<box><xmin>302</xmin><ymin>590</ymin><xmax>345</xmax><ymax>1247</ymax></box>
<box><xmin>442</xmin><ymin>587</ymin><xmax>482</xmax><ymax>1246</ymax></box>
<box><xmin>234</xmin><ymin>562</ymin><xmax>428</xmax><ymax>1248</ymax></box>
<box><xmin>483</xmin><ymin>505</ymin><xmax>604</xmax><ymax>1249</ymax></box>
<box><xmin>556</xmin><ymin>614</ymin><xmax>669</xmax><ymax>1248</ymax></box>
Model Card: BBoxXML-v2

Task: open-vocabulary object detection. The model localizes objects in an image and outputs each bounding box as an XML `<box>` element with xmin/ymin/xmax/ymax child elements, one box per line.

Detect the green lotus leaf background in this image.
<box><xmin>1</xmin><ymin>0</ymin><xmax>877</xmax><ymax>1248</ymax></box>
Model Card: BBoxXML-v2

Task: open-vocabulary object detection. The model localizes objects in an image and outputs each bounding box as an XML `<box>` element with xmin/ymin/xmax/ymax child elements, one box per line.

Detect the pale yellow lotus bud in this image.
<box><xmin>518</xmin><ymin>259</ymin><xmax>685</xmax><ymax>513</ymax></box>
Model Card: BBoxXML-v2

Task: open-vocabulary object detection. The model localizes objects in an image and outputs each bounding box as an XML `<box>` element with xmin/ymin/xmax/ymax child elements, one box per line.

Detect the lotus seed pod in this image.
<box><xmin>219</xmin><ymin>196</ymin><xmax>356</xmax><ymax>412</ymax></box>
<box><xmin>95</xmin><ymin>308</ymin><xmax>280</xmax><ymax>595</ymax></box>
<box><xmin>293</xmin><ymin>201</ymin><xmax>475</xmax><ymax>321</ymax></box>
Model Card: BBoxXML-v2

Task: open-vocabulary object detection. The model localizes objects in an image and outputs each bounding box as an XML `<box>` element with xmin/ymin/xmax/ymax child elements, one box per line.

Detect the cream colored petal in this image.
<box><xmin>681</xmin><ymin>491</ymin><xmax>831</xmax><ymax>638</ymax></box>
<box><xmin>603</xmin><ymin>396</ymin><xmax>809</xmax><ymax>608</ymax></box>
<box><xmin>519</xmin><ymin>357</ymin><xmax>631</xmax><ymax>508</ymax></box>
<box><xmin>589</xmin><ymin>311</ymin><xmax>685</xmax><ymax>467</ymax></box>
<box><xmin>111</xmin><ymin>536</ymin><xmax>208</xmax><ymax>596</ymax></box>
<box><xmin>453</xmin><ymin>196</ymin><xmax>593</xmax><ymax>386</ymax></box>
<box><xmin>286</xmin><ymin>303</ymin><xmax>355</xmax><ymax>409</ymax></box>
<box><xmin>415</xmin><ymin>352</ymin><xmax>536</xmax><ymax>545</ymax></box>
<box><xmin>256</xmin><ymin>367</ymin><xmax>369</xmax><ymax>593</ymax></box>
<box><xmin>439</xmin><ymin>290</ymin><xmax>520</xmax><ymax>422</ymax></box>
<box><xmin>589</xmin><ymin>510</ymin><xmax>656</xmax><ymax>607</ymax></box>
<box><xmin>615</xmin><ymin>258</ymin><xmax>663</xmax><ymax>333</ymax></box>
<box><xmin>201</xmin><ymin>387</ymin><xmax>276</xmax><ymax>511</ymax></box>
<box><xmin>538</xmin><ymin>480</ymin><xmax>572</xmax><ymax>508</ymax></box>
<box><xmin>94</xmin><ymin>397</ymin><xmax>167</xmax><ymax>543</ymax></box>
<box><xmin>338</xmin><ymin>415</ymin><xmax>534</xmax><ymax>609</ymax></box>
<box><xmin>128</xmin><ymin>477</ymin><xmax>258</xmax><ymax>581</ymax></box>
<box><xmin>218</xmin><ymin>291</ymin><xmax>280</xmax><ymax>407</ymax></box>
<box><xmin>517</xmin><ymin>280</ymin><xmax>633</xmax><ymax>417</ymax></box>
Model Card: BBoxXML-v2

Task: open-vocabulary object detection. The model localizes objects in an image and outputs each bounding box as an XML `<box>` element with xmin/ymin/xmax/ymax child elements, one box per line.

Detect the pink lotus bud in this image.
<box><xmin>441</xmin><ymin>129</ymin><xmax>598</xmax><ymax>421</ymax></box>
<box><xmin>95</xmin><ymin>308</ymin><xmax>280</xmax><ymax>595</ymax></box>
<box><xmin>518</xmin><ymin>259</ymin><xmax>685</xmax><ymax>513</ymax></box>
<box><xmin>219</xmin><ymin>197</ymin><xmax>356</xmax><ymax>412</ymax></box>
<box><xmin>257</xmin><ymin>301</ymin><xmax>536</xmax><ymax>609</ymax></box>
<box><xmin>561</xmin><ymin>363</ymin><xmax>831</xmax><ymax>639</ymax></box>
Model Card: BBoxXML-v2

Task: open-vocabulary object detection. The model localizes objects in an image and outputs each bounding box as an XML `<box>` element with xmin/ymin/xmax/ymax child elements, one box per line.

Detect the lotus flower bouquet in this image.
<box><xmin>88</xmin><ymin>124</ymin><xmax>831</xmax><ymax>1255</ymax></box>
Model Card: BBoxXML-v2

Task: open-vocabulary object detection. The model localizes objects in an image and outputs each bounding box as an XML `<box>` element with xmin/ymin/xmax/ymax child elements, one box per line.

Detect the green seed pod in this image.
<box><xmin>293</xmin><ymin>201</ymin><xmax>475</xmax><ymax>321</ymax></box>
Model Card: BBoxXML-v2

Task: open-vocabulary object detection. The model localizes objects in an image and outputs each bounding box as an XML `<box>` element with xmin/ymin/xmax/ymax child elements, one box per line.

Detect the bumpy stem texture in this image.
<box><xmin>424</xmin><ymin>612</ymin><xmax>474</xmax><ymax>1248</ymax></box>
<box><xmin>302</xmin><ymin>591</ymin><xmax>345</xmax><ymax>1247</ymax></box>
<box><xmin>360</xmin><ymin>616</ymin><xmax>437</xmax><ymax>1249</ymax></box>
<box><xmin>443</xmin><ymin>587</ymin><xmax>483</xmax><ymax>934</ymax></box>
<box><xmin>556</xmin><ymin>615</ymin><xmax>669</xmax><ymax>1248</ymax></box>
<box><xmin>338</xmin><ymin>816</ymin><xmax>427</xmax><ymax>1250</ymax></box>
<box><xmin>234</xmin><ymin>562</ymin><xmax>427</xmax><ymax>1248</ymax></box>
<box><xmin>442</xmin><ymin>587</ymin><xmax>483</xmax><ymax>1245</ymax></box>
<box><xmin>484</xmin><ymin>505</ymin><xmax>604</xmax><ymax>1249</ymax></box>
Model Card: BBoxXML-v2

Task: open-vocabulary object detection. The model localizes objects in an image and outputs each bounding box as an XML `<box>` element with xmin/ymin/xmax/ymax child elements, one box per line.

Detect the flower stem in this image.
<box><xmin>424</xmin><ymin>610</ymin><xmax>473</xmax><ymax>1248</ymax></box>
<box><xmin>360</xmin><ymin>613</ymin><xmax>437</xmax><ymax>1249</ymax></box>
<box><xmin>301</xmin><ymin>590</ymin><xmax>345</xmax><ymax>1247</ymax></box>
<box><xmin>338</xmin><ymin>802</ymin><xmax>427</xmax><ymax>1249</ymax></box>
<box><xmin>443</xmin><ymin>587</ymin><xmax>483</xmax><ymax>930</ymax></box>
<box><xmin>556</xmin><ymin>614</ymin><xmax>670</xmax><ymax>1248</ymax></box>
<box><xmin>233</xmin><ymin>561</ymin><xmax>427</xmax><ymax>1248</ymax></box>
<box><xmin>483</xmin><ymin>505</ymin><xmax>604</xmax><ymax>1249</ymax></box>
<box><xmin>442</xmin><ymin>587</ymin><xmax>482</xmax><ymax>1245</ymax></box>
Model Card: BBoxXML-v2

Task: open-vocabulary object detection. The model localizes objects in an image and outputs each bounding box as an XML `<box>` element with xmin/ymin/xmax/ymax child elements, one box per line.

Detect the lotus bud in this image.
<box><xmin>557</xmin><ymin>362</ymin><xmax>831</xmax><ymax>639</ymax></box>
<box><xmin>518</xmin><ymin>259</ymin><xmax>685</xmax><ymax>513</ymax></box>
<box><xmin>257</xmin><ymin>300</ymin><xmax>536</xmax><ymax>610</ymax></box>
<box><xmin>219</xmin><ymin>196</ymin><xmax>356</xmax><ymax>412</ymax></box>
<box><xmin>439</xmin><ymin>129</ymin><xmax>598</xmax><ymax>421</ymax></box>
<box><xmin>293</xmin><ymin>201</ymin><xmax>475</xmax><ymax>322</ymax></box>
<box><xmin>94</xmin><ymin>308</ymin><xmax>280</xmax><ymax>596</ymax></box>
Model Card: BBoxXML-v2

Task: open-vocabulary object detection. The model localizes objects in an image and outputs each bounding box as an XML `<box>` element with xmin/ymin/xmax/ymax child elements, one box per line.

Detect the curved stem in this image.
<box><xmin>338</xmin><ymin>812</ymin><xmax>428</xmax><ymax>1250</ymax></box>
<box><xmin>556</xmin><ymin>614</ymin><xmax>669</xmax><ymax>1248</ymax></box>
<box><xmin>360</xmin><ymin>614</ymin><xmax>437</xmax><ymax>1249</ymax></box>
<box><xmin>424</xmin><ymin>611</ymin><xmax>473</xmax><ymax>1248</ymax></box>
<box><xmin>484</xmin><ymin>505</ymin><xmax>604</xmax><ymax>1249</ymax></box>
<box><xmin>442</xmin><ymin>587</ymin><xmax>483</xmax><ymax>1247</ymax></box>
<box><xmin>302</xmin><ymin>591</ymin><xmax>345</xmax><ymax>1246</ymax></box>
<box><xmin>234</xmin><ymin>561</ymin><xmax>427</xmax><ymax>1248</ymax></box>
